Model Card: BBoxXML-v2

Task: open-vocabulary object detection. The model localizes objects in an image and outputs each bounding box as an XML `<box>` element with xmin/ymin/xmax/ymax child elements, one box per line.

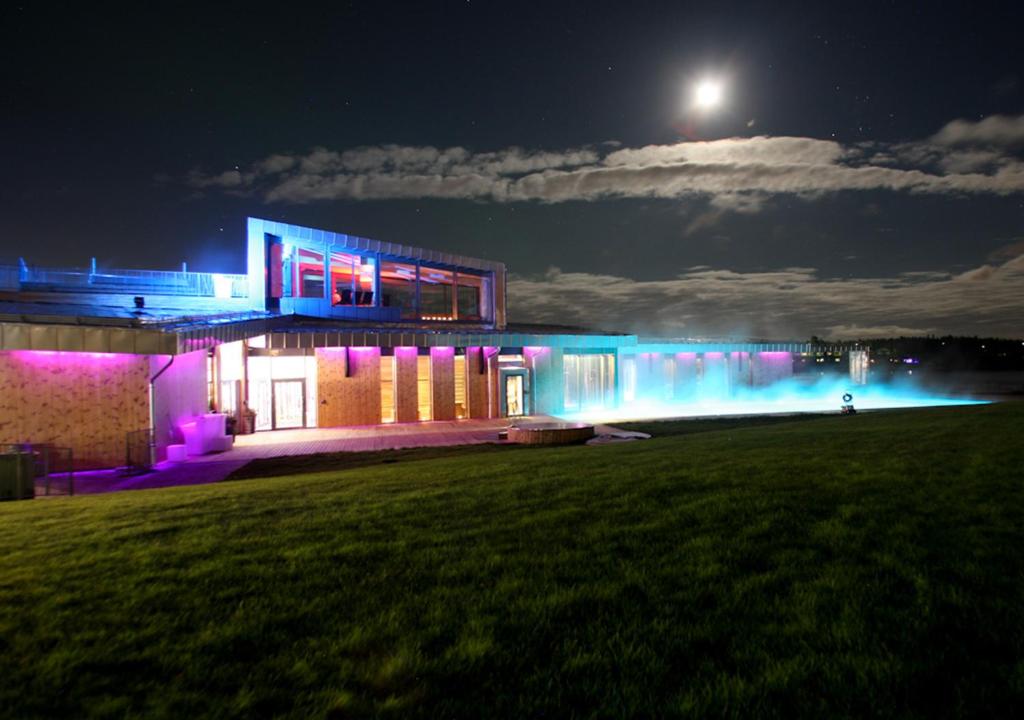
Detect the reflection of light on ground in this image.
<box><xmin>560</xmin><ymin>377</ymin><xmax>988</xmax><ymax>425</ymax></box>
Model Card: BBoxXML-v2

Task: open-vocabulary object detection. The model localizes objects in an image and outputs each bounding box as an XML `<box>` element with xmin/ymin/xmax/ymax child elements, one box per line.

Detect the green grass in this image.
<box><xmin>2</xmin><ymin>403</ymin><xmax>1024</xmax><ymax>718</ymax></box>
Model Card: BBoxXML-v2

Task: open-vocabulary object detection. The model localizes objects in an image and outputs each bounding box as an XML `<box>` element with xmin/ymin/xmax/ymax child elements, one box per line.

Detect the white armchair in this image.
<box><xmin>180</xmin><ymin>413</ymin><xmax>235</xmax><ymax>456</ymax></box>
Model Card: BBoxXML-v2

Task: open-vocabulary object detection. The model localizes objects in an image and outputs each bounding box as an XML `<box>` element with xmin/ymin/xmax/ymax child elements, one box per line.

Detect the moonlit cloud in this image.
<box><xmin>932</xmin><ymin>114</ymin><xmax>1024</xmax><ymax>148</ymax></box>
<box><xmin>188</xmin><ymin>115</ymin><xmax>1024</xmax><ymax>206</ymax></box>
<box><xmin>183</xmin><ymin>115</ymin><xmax>1024</xmax><ymax>337</ymax></box>
<box><xmin>507</xmin><ymin>252</ymin><xmax>1024</xmax><ymax>339</ymax></box>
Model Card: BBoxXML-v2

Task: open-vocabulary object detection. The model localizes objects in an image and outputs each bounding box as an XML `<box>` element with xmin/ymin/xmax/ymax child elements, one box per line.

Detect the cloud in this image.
<box><xmin>506</xmin><ymin>252</ymin><xmax>1024</xmax><ymax>340</ymax></box>
<box><xmin>187</xmin><ymin>114</ymin><xmax>1024</xmax><ymax>207</ymax></box>
<box><xmin>932</xmin><ymin>114</ymin><xmax>1024</xmax><ymax>147</ymax></box>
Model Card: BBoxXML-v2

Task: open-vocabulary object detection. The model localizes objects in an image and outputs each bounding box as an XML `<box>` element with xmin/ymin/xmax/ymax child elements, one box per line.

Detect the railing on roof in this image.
<box><xmin>0</xmin><ymin>265</ymin><xmax>19</xmax><ymax>291</ymax></box>
<box><xmin>13</xmin><ymin>263</ymin><xmax>249</xmax><ymax>298</ymax></box>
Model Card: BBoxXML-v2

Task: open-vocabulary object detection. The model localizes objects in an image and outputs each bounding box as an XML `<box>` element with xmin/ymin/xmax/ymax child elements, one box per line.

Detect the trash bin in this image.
<box><xmin>239</xmin><ymin>407</ymin><xmax>257</xmax><ymax>435</ymax></box>
<box><xmin>0</xmin><ymin>453</ymin><xmax>36</xmax><ymax>501</ymax></box>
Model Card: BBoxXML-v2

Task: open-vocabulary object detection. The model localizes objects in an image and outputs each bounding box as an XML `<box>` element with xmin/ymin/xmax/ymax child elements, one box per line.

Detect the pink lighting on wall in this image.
<box><xmin>430</xmin><ymin>346</ymin><xmax>455</xmax><ymax>357</ymax></box>
<box><xmin>757</xmin><ymin>351</ymin><xmax>793</xmax><ymax>366</ymax></box>
<box><xmin>8</xmin><ymin>350</ymin><xmax>139</xmax><ymax>366</ymax></box>
<box><xmin>675</xmin><ymin>352</ymin><xmax>697</xmax><ymax>359</ymax></box>
<box><xmin>703</xmin><ymin>352</ymin><xmax>724</xmax><ymax>359</ymax></box>
<box><xmin>395</xmin><ymin>346</ymin><xmax>418</xmax><ymax>357</ymax></box>
<box><xmin>523</xmin><ymin>346</ymin><xmax>548</xmax><ymax>360</ymax></box>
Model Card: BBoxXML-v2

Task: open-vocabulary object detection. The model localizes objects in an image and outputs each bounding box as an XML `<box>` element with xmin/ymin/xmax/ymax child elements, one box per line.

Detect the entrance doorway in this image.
<box><xmin>272</xmin><ymin>379</ymin><xmax>306</xmax><ymax>429</ymax></box>
<box><xmin>500</xmin><ymin>369</ymin><xmax>529</xmax><ymax>417</ymax></box>
<box><xmin>248</xmin><ymin>353</ymin><xmax>317</xmax><ymax>431</ymax></box>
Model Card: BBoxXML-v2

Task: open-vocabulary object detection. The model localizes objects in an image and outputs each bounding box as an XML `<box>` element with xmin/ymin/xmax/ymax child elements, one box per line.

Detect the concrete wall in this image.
<box><xmin>430</xmin><ymin>347</ymin><xmax>456</xmax><ymax>421</ymax></box>
<box><xmin>150</xmin><ymin>350</ymin><xmax>209</xmax><ymax>461</ymax></box>
<box><xmin>0</xmin><ymin>350</ymin><xmax>150</xmax><ymax>470</ymax></box>
<box><xmin>316</xmin><ymin>347</ymin><xmax>382</xmax><ymax>426</ymax></box>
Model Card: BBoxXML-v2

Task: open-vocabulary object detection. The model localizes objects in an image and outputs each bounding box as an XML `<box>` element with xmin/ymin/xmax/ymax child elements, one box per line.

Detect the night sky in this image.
<box><xmin>4</xmin><ymin>2</ymin><xmax>1023</xmax><ymax>339</ymax></box>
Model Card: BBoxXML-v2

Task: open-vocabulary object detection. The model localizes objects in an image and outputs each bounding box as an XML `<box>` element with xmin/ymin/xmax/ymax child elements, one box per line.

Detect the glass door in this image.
<box><xmin>273</xmin><ymin>379</ymin><xmax>306</xmax><ymax>429</ymax></box>
<box><xmin>501</xmin><ymin>371</ymin><xmax>529</xmax><ymax>417</ymax></box>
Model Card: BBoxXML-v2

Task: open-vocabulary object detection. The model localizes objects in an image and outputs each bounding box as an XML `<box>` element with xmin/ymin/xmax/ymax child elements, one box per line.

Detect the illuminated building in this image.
<box><xmin>0</xmin><ymin>217</ymin><xmax>849</xmax><ymax>469</ymax></box>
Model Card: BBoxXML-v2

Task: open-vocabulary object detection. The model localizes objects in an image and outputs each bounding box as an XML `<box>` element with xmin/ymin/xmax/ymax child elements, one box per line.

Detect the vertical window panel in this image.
<box><xmin>380</xmin><ymin>355</ymin><xmax>395</xmax><ymax>423</ymax></box>
<box><xmin>417</xmin><ymin>355</ymin><xmax>432</xmax><ymax>420</ymax></box>
<box><xmin>419</xmin><ymin>266</ymin><xmax>454</xmax><ymax>320</ymax></box>
<box><xmin>381</xmin><ymin>260</ymin><xmax>418</xmax><ymax>319</ymax></box>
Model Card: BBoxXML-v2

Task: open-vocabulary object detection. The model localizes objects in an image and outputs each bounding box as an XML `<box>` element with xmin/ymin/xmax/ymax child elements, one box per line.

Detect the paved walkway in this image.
<box><xmin>48</xmin><ymin>417</ymin><xmax>638</xmax><ymax>496</ymax></box>
<box><xmin>63</xmin><ymin>418</ymin><xmax>524</xmax><ymax>495</ymax></box>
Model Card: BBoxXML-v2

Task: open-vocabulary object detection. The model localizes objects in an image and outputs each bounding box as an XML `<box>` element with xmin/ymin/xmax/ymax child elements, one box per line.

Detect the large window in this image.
<box><xmin>330</xmin><ymin>251</ymin><xmax>357</xmax><ymax>305</ymax></box>
<box><xmin>419</xmin><ymin>266</ymin><xmax>454</xmax><ymax>320</ymax></box>
<box><xmin>355</xmin><ymin>256</ymin><xmax>375</xmax><ymax>306</ymax></box>
<box><xmin>296</xmin><ymin>248</ymin><xmax>325</xmax><ymax>298</ymax></box>
<box><xmin>457</xmin><ymin>272</ymin><xmax>484</xmax><ymax>321</ymax></box>
<box><xmin>564</xmin><ymin>353</ymin><xmax>616</xmax><ymax>410</ymax></box>
<box><xmin>331</xmin><ymin>252</ymin><xmax>376</xmax><ymax>306</ymax></box>
<box><xmin>380</xmin><ymin>260</ymin><xmax>417</xmax><ymax>319</ymax></box>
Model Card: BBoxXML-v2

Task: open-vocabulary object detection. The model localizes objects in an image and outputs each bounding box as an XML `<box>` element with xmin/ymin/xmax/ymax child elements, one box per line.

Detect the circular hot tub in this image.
<box><xmin>507</xmin><ymin>421</ymin><xmax>595</xmax><ymax>445</ymax></box>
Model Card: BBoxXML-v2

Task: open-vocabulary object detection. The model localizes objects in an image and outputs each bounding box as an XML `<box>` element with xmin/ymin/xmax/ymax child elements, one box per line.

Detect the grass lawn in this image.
<box><xmin>2</xmin><ymin>403</ymin><xmax>1023</xmax><ymax>718</ymax></box>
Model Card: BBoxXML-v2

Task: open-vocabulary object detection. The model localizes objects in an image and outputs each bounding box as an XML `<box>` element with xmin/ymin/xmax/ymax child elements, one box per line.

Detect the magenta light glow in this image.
<box><xmin>8</xmin><ymin>350</ymin><xmax>140</xmax><ymax>365</ymax></box>
<box><xmin>395</xmin><ymin>346</ymin><xmax>418</xmax><ymax>357</ymax></box>
<box><xmin>430</xmin><ymin>346</ymin><xmax>455</xmax><ymax>356</ymax></box>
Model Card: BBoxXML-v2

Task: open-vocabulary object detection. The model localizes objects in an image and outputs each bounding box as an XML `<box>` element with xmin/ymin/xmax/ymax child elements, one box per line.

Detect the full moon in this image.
<box><xmin>693</xmin><ymin>80</ymin><xmax>723</xmax><ymax>109</ymax></box>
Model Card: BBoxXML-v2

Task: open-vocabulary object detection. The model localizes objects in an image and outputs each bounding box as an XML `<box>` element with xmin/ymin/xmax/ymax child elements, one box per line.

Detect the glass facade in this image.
<box><xmin>564</xmin><ymin>353</ymin><xmax>616</xmax><ymax>410</ymax></box>
<box><xmin>419</xmin><ymin>266</ymin><xmax>454</xmax><ymax>320</ymax></box>
<box><xmin>457</xmin><ymin>272</ymin><xmax>484</xmax><ymax>321</ymax></box>
<box><xmin>248</xmin><ymin>354</ymin><xmax>317</xmax><ymax>431</ymax></box>
<box><xmin>276</xmin><ymin>238</ymin><xmax>494</xmax><ymax>323</ymax></box>
<box><xmin>380</xmin><ymin>260</ymin><xmax>418</xmax><ymax>319</ymax></box>
<box><xmin>330</xmin><ymin>251</ymin><xmax>377</xmax><ymax>306</ymax></box>
<box><xmin>296</xmin><ymin>248</ymin><xmax>324</xmax><ymax>297</ymax></box>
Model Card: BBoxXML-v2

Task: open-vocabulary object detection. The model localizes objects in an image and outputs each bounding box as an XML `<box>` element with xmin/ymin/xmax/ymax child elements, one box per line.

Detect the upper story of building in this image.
<box><xmin>0</xmin><ymin>217</ymin><xmax>508</xmax><ymax>334</ymax></box>
<box><xmin>245</xmin><ymin>217</ymin><xmax>507</xmax><ymax>328</ymax></box>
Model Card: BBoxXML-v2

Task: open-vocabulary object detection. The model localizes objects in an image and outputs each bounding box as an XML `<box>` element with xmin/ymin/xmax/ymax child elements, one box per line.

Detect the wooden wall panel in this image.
<box><xmin>464</xmin><ymin>347</ymin><xmax>490</xmax><ymax>419</ymax></box>
<box><xmin>0</xmin><ymin>351</ymin><xmax>150</xmax><ymax>470</ymax></box>
<box><xmin>316</xmin><ymin>348</ymin><xmax>382</xmax><ymax>426</ymax></box>
<box><xmin>393</xmin><ymin>349</ymin><xmax>419</xmax><ymax>423</ymax></box>
<box><xmin>429</xmin><ymin>348</ymin><xmax>456</xmax><ymax>421</ymax></box>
